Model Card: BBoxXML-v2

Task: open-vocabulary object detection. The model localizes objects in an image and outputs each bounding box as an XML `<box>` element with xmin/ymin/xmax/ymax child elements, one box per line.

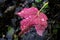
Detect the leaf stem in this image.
<box><xmin>40</xmin><ymin>2</ymin><xmax>48</xmax><ymax>12</ymax></box>
<box><xmin>37</xmin><ymin>2</ymin><xmax>48</xmax><ymax>16</ymax></box>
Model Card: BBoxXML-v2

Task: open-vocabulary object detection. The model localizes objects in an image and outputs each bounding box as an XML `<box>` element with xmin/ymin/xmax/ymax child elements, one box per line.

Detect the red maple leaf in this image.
<box><xmin>16</xmin><ymin>7</ymin><xmax>48</xmax><ymax>36</ymax></box>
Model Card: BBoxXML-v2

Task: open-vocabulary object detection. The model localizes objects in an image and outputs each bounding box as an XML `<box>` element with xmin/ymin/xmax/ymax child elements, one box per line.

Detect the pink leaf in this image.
<box><xmin>34</xmin><ymin>25</ymin><xmax>45</xmax><ymax>36</ymax></box>
<box><xmin>16</xmin><ymin>7</ymin><xmax>38</xmax><ymax>18</ymax></box>
<box><xmin>17</xmin><ymin>7</ymin><xmax>48</xmax><ymax>36</ymax></box>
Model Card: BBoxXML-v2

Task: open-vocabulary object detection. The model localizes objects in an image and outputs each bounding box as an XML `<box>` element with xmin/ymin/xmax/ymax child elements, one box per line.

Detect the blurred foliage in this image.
<box><xmin>7</xmin><ymin>26</ymin><xmax>14</xmax><ymax>35</ymax></box>
<box><xmin>35</xmin><ymin>0</ymin><xmax>42</xmax><ymax>3</ymax></box>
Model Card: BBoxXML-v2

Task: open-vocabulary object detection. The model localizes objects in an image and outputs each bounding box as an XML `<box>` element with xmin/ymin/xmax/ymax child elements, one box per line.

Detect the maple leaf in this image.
<box><xmin>16</xmin><ymin>7</ymin><xmax>48</xmax><ymax>36</ymax></box>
